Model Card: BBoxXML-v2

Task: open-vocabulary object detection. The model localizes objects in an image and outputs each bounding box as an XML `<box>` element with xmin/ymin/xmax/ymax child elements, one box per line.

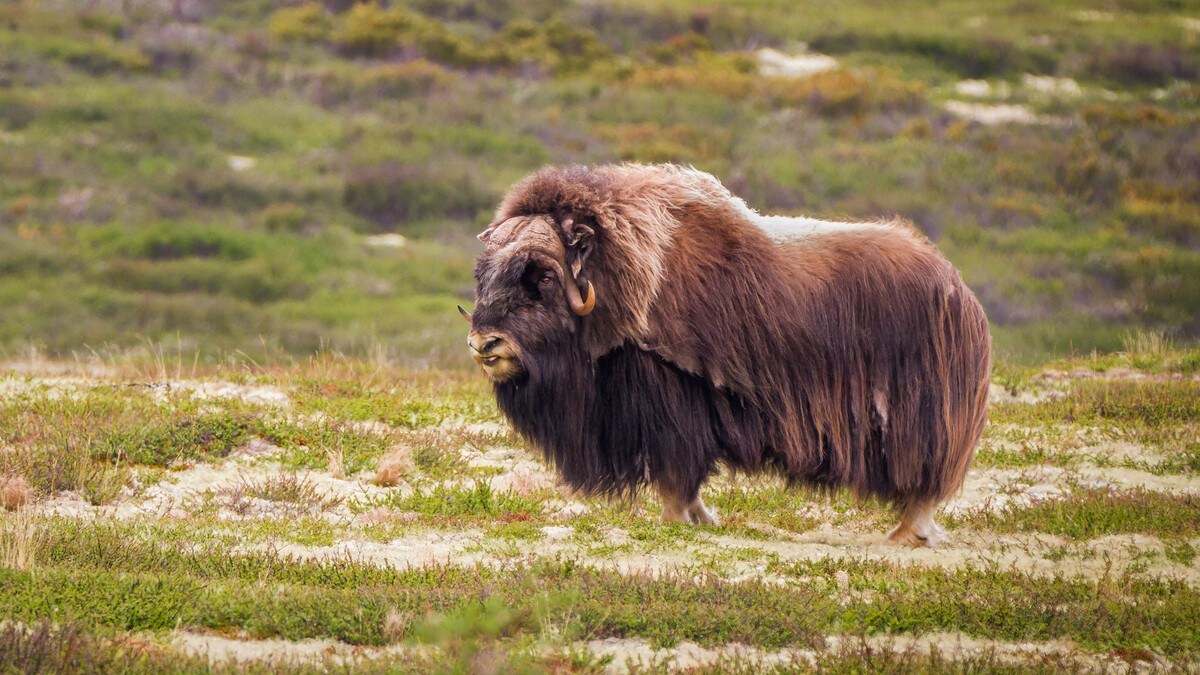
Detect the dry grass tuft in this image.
<box><xmin>1122</xmin><ymin>329</ymin><xmax>1174</xmax><ymax>360</ymax></box>
<box><xmin>371</xmin><ymin>444</ymin><xmax>415</xmax><ymax>487</ymax></box>
<box><xmin>220</xmin><ymin>472</ymin><xmax>343</xmax><ymax>516</ymax></box>
<box><xmin>1</xmin><ymin>508</ymin><xmax>41</xmax><ymax>570</ymax></box>
<box><xmin>326</xmin><ymin>447</ymin><xmax>345</xmax><ymax>480</ymax></box>
<box><xmin>2</xmin><ymin>475</ymin><xmax>32</xmax><ymax>511</ymax></box>
<box><xmin>497</xmin><ymin>469</ymin><xmax>553</xmax><ymax>498</ymax></box>
<box><xmin>383</xmin><ymin>607</ymin><xmax>411</xmax><ymax>644</ymax></box>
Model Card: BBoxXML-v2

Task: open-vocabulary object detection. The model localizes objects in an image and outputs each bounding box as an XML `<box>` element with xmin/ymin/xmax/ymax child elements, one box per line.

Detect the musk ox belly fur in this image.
<box><xmin>466</xmin><ymin>163</ymin><xmax>991</xmax><ymax>545</ymax></box>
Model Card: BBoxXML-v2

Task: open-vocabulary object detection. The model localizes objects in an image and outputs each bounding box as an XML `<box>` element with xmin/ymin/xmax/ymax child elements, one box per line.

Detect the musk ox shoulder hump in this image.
<box><xmin>744</xmin><ymin>212</ymin><xmax>896</xmax><ymax>243</ymax></box>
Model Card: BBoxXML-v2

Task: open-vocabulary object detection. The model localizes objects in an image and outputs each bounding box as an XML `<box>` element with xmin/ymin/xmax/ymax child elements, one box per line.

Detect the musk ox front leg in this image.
<box><xmin>657</xmin><ymin>484</ymin><xmax>719</xmax><ymax>526</ymax></box>
<box><xmin>886</xmin><ymin>498</ymin><xmax>946</xmax><ymax>548</ymax></box>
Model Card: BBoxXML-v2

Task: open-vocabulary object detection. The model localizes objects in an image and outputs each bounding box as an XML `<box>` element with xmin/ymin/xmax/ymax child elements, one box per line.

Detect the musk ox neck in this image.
<box><xmin>493</xmin><ymin>343</ymin><xmax>738</xmax><ymax>498</ymax></box>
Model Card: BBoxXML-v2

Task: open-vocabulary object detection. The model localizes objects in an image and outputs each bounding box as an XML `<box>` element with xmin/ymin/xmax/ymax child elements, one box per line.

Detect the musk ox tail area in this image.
<box><xmin>857</xmin><ymin>274</ymin><xmax>991</xmax><ymax>507</ymax></box>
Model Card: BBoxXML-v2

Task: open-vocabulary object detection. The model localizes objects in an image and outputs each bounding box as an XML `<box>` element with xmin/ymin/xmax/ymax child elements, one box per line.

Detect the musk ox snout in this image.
<box><xmin>467</xmin><ymin>330</ymin><xmax>523</xmax><ymax>381</ymax></box>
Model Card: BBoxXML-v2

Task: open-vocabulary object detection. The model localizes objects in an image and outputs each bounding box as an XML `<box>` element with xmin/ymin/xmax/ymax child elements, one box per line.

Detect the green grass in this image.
<box><xmin>2</xmin><ymin>354</ymin><xmax>1200</xmax><ymax>669</ymax></box>
<box><xmin>990</xmin><ymin>379</ymin><xmax>1200</xmax><ymax>428</ymax></box>
<box><xmin>358</xmin><ymin>481</ymin><xmax>548</xmax><ymax>524</ymax></box>
<box><xmin>953</xmin><ymin>488</ymin><xmax>1200</xmax><ymax>540</ymax></box>
<box><xmin>255</xmin><ymin>417</ymin><xmax>395</xmax><ymax>476</ymax></box>
<box><xmin>7</xmin><ymin>521</ymin><xmax>1200</xmax><ymax>658</ymax></box>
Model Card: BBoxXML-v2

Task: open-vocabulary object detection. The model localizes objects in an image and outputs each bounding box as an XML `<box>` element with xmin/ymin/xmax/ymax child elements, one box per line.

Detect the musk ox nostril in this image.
<box><xmin>467</xmin><ymin>332</ymin><xmax>503</xmax><ymax>355</ymax></box>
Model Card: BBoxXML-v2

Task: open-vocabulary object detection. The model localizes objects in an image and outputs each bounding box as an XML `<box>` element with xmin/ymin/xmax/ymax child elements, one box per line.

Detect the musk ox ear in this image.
<box><xmin>558</xmin><ymin>215</ymin><xmax>595</xmax><ymax>247</ymax></box>
<box><xmin>558</xmin><ymin>215</ymin><xmax>596</xmax><ymax>277</ymax></box>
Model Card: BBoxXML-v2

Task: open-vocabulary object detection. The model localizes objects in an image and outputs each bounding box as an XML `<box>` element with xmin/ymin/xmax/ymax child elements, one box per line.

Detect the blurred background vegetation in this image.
<box><xmin>0</xmin><ymin>0</ymin><xmax>1197</xmax><ymax>368</ymax></box>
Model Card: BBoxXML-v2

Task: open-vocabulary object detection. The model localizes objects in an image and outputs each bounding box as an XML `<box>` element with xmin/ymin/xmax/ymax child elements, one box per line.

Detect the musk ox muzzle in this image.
<box><xmin>464</xmin><ymin>163</ymin><xmax>991</xmax><ymax>547</ymax></box>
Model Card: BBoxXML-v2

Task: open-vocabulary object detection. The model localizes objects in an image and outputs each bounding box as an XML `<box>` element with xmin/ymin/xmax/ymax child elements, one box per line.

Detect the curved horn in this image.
<box><xmin>551</xmin><ymin>260</ymin><xmax>597</xmax><ymax>317</ymax></box>
<box><xmin>571</xmin><ymin>281</ymin><xmax>590</xmax><ymax>317</ymax></box>
<box><xmin>457</xmin><ymin>305</ymin><xmax>473</xmax><ymax>322</ymax></box>
<box><xmin>569</xmin><ymin>279</ymin><xmax>595</xmax><ymax>317</ymax></box>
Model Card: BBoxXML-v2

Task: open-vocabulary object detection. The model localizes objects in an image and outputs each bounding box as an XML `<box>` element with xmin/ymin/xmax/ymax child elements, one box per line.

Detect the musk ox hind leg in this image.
<box><xmin>657</xmin><ymin>484</ymin><xmax>719</xmax><ymax>526</ymax></box>
<box><xmin>886</xmin><ymin>497</ymin><xmax>946</xmax><ymax>548</ymax></box>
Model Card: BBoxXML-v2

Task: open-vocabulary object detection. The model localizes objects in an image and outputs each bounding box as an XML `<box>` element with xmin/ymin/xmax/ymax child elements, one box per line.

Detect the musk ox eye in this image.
<box><xmin>538</xmin><ymin>273</ymin><xmax>554</xmax><ymax>287</ymax></box>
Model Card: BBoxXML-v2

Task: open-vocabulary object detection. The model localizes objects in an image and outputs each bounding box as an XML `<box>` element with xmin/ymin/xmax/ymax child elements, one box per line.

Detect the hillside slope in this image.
<box><xmin>1</xmin><ymin>0</ymin><xmax>1198</xmax><ymax>365</ymax></box>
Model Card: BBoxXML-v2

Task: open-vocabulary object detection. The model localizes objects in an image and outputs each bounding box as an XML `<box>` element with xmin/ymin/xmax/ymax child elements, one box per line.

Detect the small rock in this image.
<box><xmin>365</xmin><ymin>233</ymin><xmax>408</xmax><ymax>249</ymax></box>
<box><xmin>540</xmin><ymin>525</ymin><xmax>573</xmax><ymax>540</ymax></box>
<box><xmin>227</xmin><ymin>155</ymin><xmax>256</xmax><ymax>171</ymax></box>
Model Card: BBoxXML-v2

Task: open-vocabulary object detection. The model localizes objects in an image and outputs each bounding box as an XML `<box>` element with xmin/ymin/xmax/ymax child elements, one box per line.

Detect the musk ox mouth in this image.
<box><xmin>467</xmin><ymin>330</ymin><xmax>524</xmax><ymax>381</ymax></box>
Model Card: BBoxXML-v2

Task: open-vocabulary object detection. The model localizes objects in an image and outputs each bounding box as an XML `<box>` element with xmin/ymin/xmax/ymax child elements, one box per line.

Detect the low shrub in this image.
<box><xmin>268</xmin><ymin>3</ymin><xmax>332</xmax><ymax>44</ymax></box>
<box><xmin>342</xmin><ymin>162</ymin><xmax>494</xmax><ymax>230</ymax></box>
<box><xmin>624</xmin><ymin>55</ymin><xmax>756</xmax><ymax>99</ymax></box>
<box><xmin>169</xmin><ymin>167</ymin><xmax>271</xmax><ymax>212</ymax></box>
<box><xmin>100</xmin><ymin>257</ymin><xmax>311</xmax><ymax>304</ymax></box>
<box><xmin>1121</xmin><ymin>197</ymin><xmax>1200</xmax><ymax>246</ymax></box>
<box><xmin>257</xmin><ymin>202</ymin><xmax>310</xmax><ymax>234</ymax></box>
<box><xmin>770</xmin><ymin>67</ymin><xmax>925</xmax><ymax>117</ymax></box>
<box><xmin>1087</xmin><ymin>44</ymin><xmax>1197</xmax><ymax>86</ymax></box>
<box><xmin>591</xmin><ymin>121</ymin><xmax>728</xmax><ymax>163</ymax></box>
<box><xmin>495</xmin><ymin>17</ymin><xmax>610</xmax><ymax>73</ymax></box>
<box><xmin>111</xmin><ymin>222</ymin><xmax>257</xmax><ymax>261</ymax></box>
<box><xmin>28</xmin><ymin>34</ymin><xmax>150</xmax><ymax>75</ymax></box>
<box><xmin>810</xmin><ymin>31</ymin><xmax>1055</xmax><ymax>78</ymax></box>
<box><xmin>1083</xmin><ymin>103</ymin><xmax>1180</xmax><ymax>127</ymax></box>
<box><xmin>352</xmin><ymin>59</ymin><xmax>455</xmax><ymax>99</ymax></box>
<box><xmin>330</xmin><ymin>2</ymin><xmax>419</xmax><ymax>57</ymax></box>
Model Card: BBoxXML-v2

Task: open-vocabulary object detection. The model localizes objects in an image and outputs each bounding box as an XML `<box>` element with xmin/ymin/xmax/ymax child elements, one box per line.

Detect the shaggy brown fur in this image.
<box><xmin>467</xmin><ymin>164</ymin><xmax>991</xmax><ymax>546</ymax></box>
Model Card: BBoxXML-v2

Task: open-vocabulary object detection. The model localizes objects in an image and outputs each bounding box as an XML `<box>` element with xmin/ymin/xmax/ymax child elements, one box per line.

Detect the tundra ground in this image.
<box><xmin>1</xmin><ymin>347</ymin><xmax>1198</xmax><ymax>672</ymax></box>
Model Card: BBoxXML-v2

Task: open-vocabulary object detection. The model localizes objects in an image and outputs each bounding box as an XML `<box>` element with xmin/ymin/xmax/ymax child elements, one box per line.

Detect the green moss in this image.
<box><xmin>362</xmin><ymin>481</ymin><xmax>547</xmax><ymax>522</ymax></box>
<box><xmin>952</xmin><ymin>488</ymin><xmax>1200</xmax><ymax>540</ymax></box>
<box><xmin>8</xmin><ymin>532</ymin><xmax>1200</xmax><ymax>657</ymax></box>
<box><xmin>96</xmin><ymin>413</ymin><xmax>252</xmax><ymax>467</ymax></box>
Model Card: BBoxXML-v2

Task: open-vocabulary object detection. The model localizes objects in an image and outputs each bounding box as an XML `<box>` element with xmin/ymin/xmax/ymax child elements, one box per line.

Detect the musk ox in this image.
<box><xmin>460</xmin><ymin>163</ymin><xmax>990</xmax><ymax>546</ymax></box>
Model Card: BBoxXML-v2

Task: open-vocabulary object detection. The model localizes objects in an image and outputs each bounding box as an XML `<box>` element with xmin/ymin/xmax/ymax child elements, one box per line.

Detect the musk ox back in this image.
<box><xmin>462</xmin><ymin>163</ymin><xmax>990</xmax><ymax>546</ymax></box>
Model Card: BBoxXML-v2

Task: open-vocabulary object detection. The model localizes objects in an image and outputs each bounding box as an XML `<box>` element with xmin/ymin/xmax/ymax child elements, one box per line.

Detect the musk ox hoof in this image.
<box><xmin>886</xmin><ymin>499</ymin><xmax>946</xmax><ymax>547</ymax></box>
<box><xmin>660</xmin><ymin>494</ymin><xmax>719</xmax><ymax>526</ymax></box>
<box><xmin>885</xmin><ymin>526</ymin><xmax>944</xmax><ymax>548</ymax></box>
<box><xmin>688</xmin><ymin>502</ymin><xmax>719</xmax><ymax>526</ymax></box>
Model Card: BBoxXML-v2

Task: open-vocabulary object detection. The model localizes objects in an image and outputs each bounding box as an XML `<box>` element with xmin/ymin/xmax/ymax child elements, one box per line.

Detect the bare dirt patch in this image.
<box><xmin>171</xmin><ymin>630</ymin><xmax>411</xmax><ymax>667</ymax></box>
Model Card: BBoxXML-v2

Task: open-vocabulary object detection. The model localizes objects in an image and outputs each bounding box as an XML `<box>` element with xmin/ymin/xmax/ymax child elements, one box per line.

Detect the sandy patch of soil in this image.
<box><xmin>168</xmin><ymin>380</ymin><xmax>290</xmax><ymax>407</ymax></box>
<box><xmin>268</xmin><ymin>529</ymin><xmax>491</xmax><ymax>568</ymax></box>
<box><xmin>953</xmin><ymin>79</ymin><xmax>1004</xmax><ymax>99</ymax></box>
<box><xmin>756</xmin><ymin>47</ymin><xmax>838</xmax><ymax>78</ymax></box>
<box><xmin>586</xmin><ymin>632</ymin><xmax>1144</xmax><ymax>673</ymax></box>
<box><xmin>1022</xmin><ymin>74</ymin><xmax>1082</xmax><ymax>98</ymax></box>
<box><xmin>1034</xmin><ymin>367</ymin><xmax>1200</xmax><ymax>383</ymax></box>
<box><xmin>832</xmin><ymin>632</ymin><xmax>1148</xmax><ymax>671</ymax></box>
<box><xmin>34</xmin><ymin>439</ymin><xmax>401</xmax><ymax>521</ymax></box>
<box><xmin>0</xmin><ymin>375</ymin><xmax>98</xmax><ymax>400</ymax></box>
<box><xmin>587</xmin><ymin>637</ymin><xmax>813</xmax><ymax>673</ymax></box>
<box><xmin>943</xmin><ymin>101</ymin><xmax>1049</xmax><ymax>125</ymax></box>
<box><xmin>171</xmin><ymin>630</ymin><xmax>411</xmax><ymax>666</ymax></box>
<box><xmin>0</xmin><ymin>374</ymin><xmax>290</xmax><ymax>407</ymax></box>
<box><xmin>987</xmin><ymin>382</ymin><xmax>1064</xmax><ymax>405</ymax></box>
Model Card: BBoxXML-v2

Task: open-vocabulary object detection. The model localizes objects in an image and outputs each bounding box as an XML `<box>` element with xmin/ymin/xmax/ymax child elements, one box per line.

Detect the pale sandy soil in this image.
<box><xmin>943</xmin><ymin>101</ymin><xmax>1049</xmax><ymax>126</ymax></box>
<box><xmin>587</xmin><ymin>632</ymin><xmax>1156</xmax><ymax>674</ymax></box>
<box><xmin>171</xmin><ymin>630</ymin><xmax>415</xmax><ymax>667</ymax></box>
<box><xmin>755</xmin><ymin>48</ymin><xmax>838</xmax><ymax>78</ymax></box>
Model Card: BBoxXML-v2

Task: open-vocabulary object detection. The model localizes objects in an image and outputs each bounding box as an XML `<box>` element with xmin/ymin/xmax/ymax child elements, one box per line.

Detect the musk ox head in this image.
<box><xmin>461</xmin><ymin>213</ymin><xmax>597</xmax><ymax>383</ymax></box>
